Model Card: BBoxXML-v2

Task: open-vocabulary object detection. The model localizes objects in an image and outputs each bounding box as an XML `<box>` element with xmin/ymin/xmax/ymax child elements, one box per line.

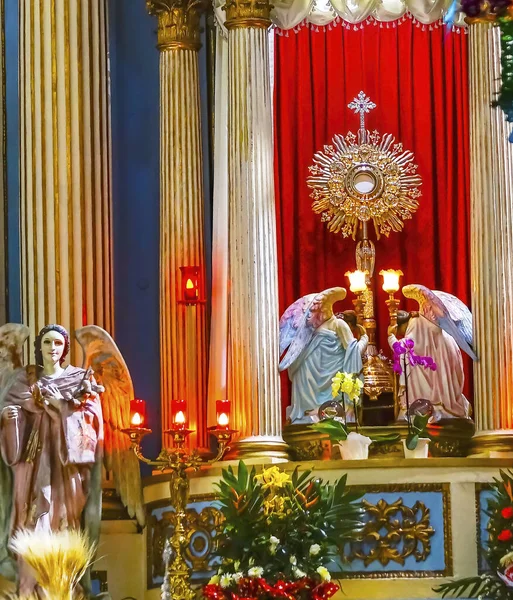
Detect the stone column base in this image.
<box><xmin>470</xmin><ymin>430</ymin><xmax>513</xmax><ymax>457</ymax></box>
<box><xmin>226</xmin><ymin>436</ymin><xmax>289</xmax><ymax>461</ymax></box>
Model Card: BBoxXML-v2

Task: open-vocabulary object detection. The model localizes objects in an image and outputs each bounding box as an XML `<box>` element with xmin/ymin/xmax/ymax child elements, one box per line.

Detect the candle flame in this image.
<box><xmin>186</xmin><ymin>279</ymin><xmax>194</xmax><ymax>289</ymax></box>
<box><xmin>175</xmin><ymin>410</ymin><xmax>186</xmax><ymax>425</ymax></box>
<box><xmin>131</xmin><ymin>412</ymin><xmax>142</xmax><ymax>426</ymax></box>
<box><xmin>218</xmin><ymin>412</ymin><xmax>229</xmax><ymax>427</ymax></box>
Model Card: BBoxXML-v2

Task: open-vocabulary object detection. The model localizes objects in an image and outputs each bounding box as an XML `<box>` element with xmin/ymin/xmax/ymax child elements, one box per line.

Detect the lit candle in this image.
<box><xmin>180</xmin><ymin>266</ymin><xmax>200</xmax><ymax>304</ymax></box>
<box><xmin>130</xmin><ymin>399</ymin><xmax>146</xmax><ymax>428</ymax></box>
<box><xmin>216</xmin><ymin>400</ymin><xmax>231</xmax><ymax>429</ymax></box>
<box><xmin>172</xmin><ymin>400</ymin><xmax>187</xmax><ymax>430</ymax></box>
<box><xmin>345</xmin><ymin>270</ymin><xmax>367</xmax><ymax>294</ymax></box>
<box><xmin>380</xmin><ymin>269</ymin><xmax>403</xmax><ymax>294</ymax></box>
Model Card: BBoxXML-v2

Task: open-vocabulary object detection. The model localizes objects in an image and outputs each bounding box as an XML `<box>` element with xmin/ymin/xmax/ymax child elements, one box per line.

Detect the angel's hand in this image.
<box><xmin>43</xmin><ymin>384</ymin><xmax>65</xmax><ymax>409</ymax></box>
<box><xmin>2</xmin><ymin>405</ymin><xmax>21</xmax><ymax>422</ymax></box>
<box><xmin>388</xmin><ymin>324</ymin><xmax>398</xmax><ymax>337</ymax></box>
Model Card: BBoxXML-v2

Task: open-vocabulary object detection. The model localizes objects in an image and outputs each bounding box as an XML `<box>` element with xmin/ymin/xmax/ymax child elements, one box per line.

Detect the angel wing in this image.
<box><xmin>0</xmin><ymin>323</ymin><xmax>29</xmax><ymax>581</ymax></box>
<box><xmin>402</xmin><ymin>284</ymin><xmax>477</xmax><ymax>360</ymax></box>
<box><xmin>279</xmin><ymin>287</ymin><xmax>347</xmax><ymax>371</ymax></box>
<box><xmin>75</xmin><ymin>326</ymin><xmax>145</xmax><ymax>527</ymax></box>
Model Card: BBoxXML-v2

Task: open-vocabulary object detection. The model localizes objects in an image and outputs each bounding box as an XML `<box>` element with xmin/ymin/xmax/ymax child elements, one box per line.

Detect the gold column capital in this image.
<box><xmin>222</xmin><ymin>0</ymin><xmax>272</xmax><ymax>29</ymax></box>
<box><xmin>146</xmin><ymin>0</ymin><xmax>208</xmax><ymax>51</ymax></box>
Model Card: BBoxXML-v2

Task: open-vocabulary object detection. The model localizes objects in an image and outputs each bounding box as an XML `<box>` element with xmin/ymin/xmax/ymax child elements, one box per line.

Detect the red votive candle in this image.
<box><xmin>180</xmin><ymin>266</ymin><xmax>200</xmax><ymax>304</ymax></box>
<box><xmin>172</xmin><ymin>400</ymin><xmax>187</xmax><ymax>430</ymax></box>
<box><xmin>216</xmin><ymin>400</ymin><xmax>231</xmax><ymax>429</ymax></box>
<box><xmin>130</xmin><ymin>399</ymin><xmax>146</xmax><ymax>428</ymax></box>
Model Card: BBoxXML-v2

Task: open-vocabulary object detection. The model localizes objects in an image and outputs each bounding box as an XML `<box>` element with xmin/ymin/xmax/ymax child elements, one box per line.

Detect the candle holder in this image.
<box><xmin>380</xmin><ymin>269</ymin><xmax>403</xmax><ymax>327</ymax></box>
<box><xmin>122</xmin><ymin>421</ymin><xmax>236</xmax><ymax>600</ymax></box>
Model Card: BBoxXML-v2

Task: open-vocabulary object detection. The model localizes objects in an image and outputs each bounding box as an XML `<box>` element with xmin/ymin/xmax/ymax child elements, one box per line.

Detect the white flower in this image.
<box><xmin>233</xmin><ymin>572</ymin><xmax>244</xmax><ymax>584</ymax></box>
<box><xmin>289</xmin><ymin>555</ymin><xmax>297</xmax><ymax>565</ymax></box>
<box><xmin>317</xmin><ymin>566</ymin><xmax>331</xmax><ymax>582</ymax></box>
<box><xmin>293</xmin><ymin>567</ymin><xmax>307</xmax><ymax>579</ymax></box>
<box><xmin>209</xmin><ymin>575</ymin><xmax>220</xmax><ymax>585</ymax></box>
<box><xmin>309</xmin><ymin>544</ymin><xmax>321</xmax><ymax>556</ymax></box>
<box><xmin>248</xmin><ymin>566</ymin><xmax>264</xmax><ymax>578</ymax></box>
<box><xmin>270</xmin><ymin>536</ymin><xmax>280</xmax><ymax>545</ymax></box>
<box><xmin>220</xmin><ymin>574</ymin><xmax>233</xmax><ymax>589</ymax></box>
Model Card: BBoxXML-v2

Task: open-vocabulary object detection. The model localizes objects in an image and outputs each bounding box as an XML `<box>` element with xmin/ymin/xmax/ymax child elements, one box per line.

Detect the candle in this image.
<box><xmin>345</xmin><ymin>270</ymin><xmax>367</xmax><ymax>294</ymax></box>
<box><xmin>216</xmin><ymin>400</ymin><xmax>231</xmax><ymax>429</ymax></box>
<box><xmin>130</xmin><ymin>398</ymin><xmax>146</xmax><ymax>428</ymax></box>
<box><xmin>172</xmin><ymin>400</ymin><xmax>187</xmax><ymax>430</ymax></box>
<box><xmin>180</xmin><ymin>266</ymin><xmax>200</xmax><ymax>304</ymax></box>
<box><xmin>380</xmin><ymin>269</ymin><xmax>403</xmax><ymax>294</ymax></box>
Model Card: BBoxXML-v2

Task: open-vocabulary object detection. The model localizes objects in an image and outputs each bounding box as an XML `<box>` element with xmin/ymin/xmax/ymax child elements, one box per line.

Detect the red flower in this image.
<box><xmin>498</xmin><ymin>529</ymin><xmax>513</xmax><ymax>542</ymax></box>
<box><xmin>502</xmin><ymin>506</ymin><xmax>513</xmax><ymax>519</ymax></box>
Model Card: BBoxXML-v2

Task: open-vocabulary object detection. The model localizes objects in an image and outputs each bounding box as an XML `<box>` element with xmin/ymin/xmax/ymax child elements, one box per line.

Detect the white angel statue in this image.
<box><xmin>0</xmin><ymin>323</ymin><xmax>145</xmax><ymax>598</ymax></box>
<box><xmin>388</xmin><ymin>284</ymin><xmax>477</xmax><ymax>422</ymax></box>
<box><xmin>279</xmin><ymin>287</ymin><xmax>368</xmax><ymax>424</ymax></box>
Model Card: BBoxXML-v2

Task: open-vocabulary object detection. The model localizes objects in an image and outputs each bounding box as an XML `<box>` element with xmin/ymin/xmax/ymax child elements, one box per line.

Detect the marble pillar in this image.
<box><xmin>19</xmin><ymin>0</ymin><xmax>113</xmax><ymax>360</ymax></box>
<box><xmin>223</xmin><ymin>0</ymin><xmax>288</xmax><ymax>458</ymax></box>
<box><xmin>469</xmin><ymin>24</ymin><xmax>513</xmax><ymax>454</ymax></box>
<box><xmin>146</xmin><ymin>0</ymin><xmax>209</xmax><ymax>448</ymax></box>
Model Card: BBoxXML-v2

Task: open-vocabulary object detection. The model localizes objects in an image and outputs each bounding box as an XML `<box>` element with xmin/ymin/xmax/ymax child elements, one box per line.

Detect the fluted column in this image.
<box><xmin>146</xmin><ymin>0</ymin><xmax>208</xmax><ymax>448</ymax></box>
<box><xmin>223</xmin><ymin>0</ymin><xmax>288</xmax><ymax>458</ymax></box>
<box><xmin>470</xmin><ymin>24</ymin><xmax>513</xmax><ymax>455</ymax></box>
<box><xmin>19</xmin><ymin>0</ymin><xmax>113</xmax><ymax>360</ymax></box>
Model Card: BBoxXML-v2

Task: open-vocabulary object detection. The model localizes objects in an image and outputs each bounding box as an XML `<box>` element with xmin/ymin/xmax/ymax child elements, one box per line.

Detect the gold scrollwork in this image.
<box><xmin>348</xmin><ymin>497</ymin><xmax>435</xmax><ymax>567</ymax></box>
<box><xmin>222</xmin><ymin>0</ymin><xmax>272</xmax><ymax>29</ymax></box>
<box><xmin>149</xmin><ymin>503</ymin><xmax>224</xmax><ymax>586</ymax></box>
<box><xmin>146</xmin><ymin>0</ymin><xmax>208</xmax><ymax>51</ymax></box>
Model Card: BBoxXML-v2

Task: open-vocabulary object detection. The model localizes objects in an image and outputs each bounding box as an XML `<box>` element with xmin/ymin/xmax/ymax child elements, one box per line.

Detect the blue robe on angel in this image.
<box><xmin>279</xmin><ymin>288</ymin><xmax>368</xmax><ymax>425</ymax></box>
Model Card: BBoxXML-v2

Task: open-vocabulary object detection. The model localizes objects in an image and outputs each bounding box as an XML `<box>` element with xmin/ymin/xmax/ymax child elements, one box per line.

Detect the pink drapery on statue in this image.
<box><xmin>0</xmin><ymin>365</ymin><xmax>103</xmax><ymax>534</ymax></box>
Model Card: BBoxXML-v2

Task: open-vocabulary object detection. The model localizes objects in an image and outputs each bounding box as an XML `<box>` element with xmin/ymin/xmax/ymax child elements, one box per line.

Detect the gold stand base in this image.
<box><xmin>469</xmin><ymin>430</ymin><xmax>513</xmax><ymax>457</ymax></box>
<box><xmin>283</xmin><ymin>419</ymin><xmax>475</xmax><ymax>460</ymax></box>
<box><xmin>226</xmin><ymin>436</ymin><xmax>289</xmax><ymax>461</ymax></box>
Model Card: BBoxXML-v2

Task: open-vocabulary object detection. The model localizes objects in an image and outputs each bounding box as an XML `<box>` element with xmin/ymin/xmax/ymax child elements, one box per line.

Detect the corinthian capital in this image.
<box><xmin>146</xmin><ymin>0</ymin><xmax>208</xmax><ymax>51</ymax></box>
<box><xmin>222</xmin><ymin>0</ymin><xmax>272</xmax><ymax>29</ymax></box>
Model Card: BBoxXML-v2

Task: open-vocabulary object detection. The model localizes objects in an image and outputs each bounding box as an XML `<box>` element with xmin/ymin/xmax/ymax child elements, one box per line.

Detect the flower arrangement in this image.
<box><xmin>203</xmin><ymin>461</ymin><xmax>363</xmax><ymax>599</ymax></box>
<box><xmin>392</xmin><ymin>338</ymin><xmax>436</xmax><ymax>450</ymax></box>
<box><xmin>8</xmin><ymin>529</ymin><xmax>94</xmax><ymax>600</ymax></box>
<box><xmin>435</xmin><ymin>470</ymin><xmax>513</xmax><ymax>598</ymax></box>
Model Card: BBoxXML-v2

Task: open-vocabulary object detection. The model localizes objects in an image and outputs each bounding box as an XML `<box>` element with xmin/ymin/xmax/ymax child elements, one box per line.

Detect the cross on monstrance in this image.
<box><xmin>348</xmin><ymin>91</ymin><xmax>376</xmax><ymax>132</ymax></box>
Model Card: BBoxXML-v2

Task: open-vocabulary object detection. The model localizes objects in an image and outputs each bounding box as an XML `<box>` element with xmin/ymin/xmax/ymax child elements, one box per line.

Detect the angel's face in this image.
<box><xmin>41</xmin><ymin>330</ymin><xmax>66</xmax><ymax>365</ymax></box>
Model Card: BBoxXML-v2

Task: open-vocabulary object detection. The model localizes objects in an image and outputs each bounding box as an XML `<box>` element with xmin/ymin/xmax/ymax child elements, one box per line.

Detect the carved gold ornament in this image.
<box><xmin>307</xmin><ymin>92</ymin><xmax>422</xmax><ymax>239</ymax></box>
<box><xmin>146</xmin><ymin>0</ymin><xmax>208</xmax><ymax>51</ymax></box>
<box><xmin>348</xmin><ymin>497</ymin><xmax>435</xmax><ymax>567</ymax></box>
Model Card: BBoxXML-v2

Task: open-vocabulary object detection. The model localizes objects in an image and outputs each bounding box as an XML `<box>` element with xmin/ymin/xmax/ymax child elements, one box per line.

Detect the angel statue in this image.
<box><xmin>388</xmin><ymin>284</ymin><xmax>477</xmax><ymax>422</ymax></box>
<box><xmin>0</xmin><ymin>323</ymin><xmax>145</xmax><ymax>599</ymax></box>
<box><xmin>279</xmin><ymin>287</ymin><xmax>368</xmax><ymax>424</ymax></box>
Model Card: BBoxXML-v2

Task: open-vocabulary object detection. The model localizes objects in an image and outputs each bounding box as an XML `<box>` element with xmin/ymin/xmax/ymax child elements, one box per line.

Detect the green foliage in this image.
<box><xmin>434</xmin><ymin>470</ymin><xmax>513</xmax><ymax>599</ymax></box>
<box><xmin>406</xmin><ymin>414</ymin><xmax>430</xmax><ymax>450</ymax></box>
<box><xmin>213</xmin><ymin>461</ymin><xmax>363</xmax><ymax>585</ymax></box>
<box><xmin>309</xmin><ymin>419</ymin><xmax>400</xmax><ymax>445</ymax></box>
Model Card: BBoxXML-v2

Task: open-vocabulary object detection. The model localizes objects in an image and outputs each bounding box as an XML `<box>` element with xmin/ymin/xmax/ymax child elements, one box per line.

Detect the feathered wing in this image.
<box><xmin>75</xmin><ymin>326</ymin><xmax>145</xmax><ymax>527</ymax></box>
<box><xmin>279</xmin><ymin>287</ymin><xmax>347</xmax><ymax>371</ymax></box>
<box><xmin>0</xmin><ymin>323</ymin><xmax>30</xmax><ymax>581</ymax></box>
<box><xmin>402</xmin><ymin>284</ymin><xmax>477</xmax><ymax>360</ymax></box>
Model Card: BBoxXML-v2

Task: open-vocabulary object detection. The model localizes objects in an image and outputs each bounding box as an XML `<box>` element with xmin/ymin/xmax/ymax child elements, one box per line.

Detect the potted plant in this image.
<box><xmin>203</xmin><ymin>461</ymin><xmax>363</xmax><ymax>599</ymax></box>
<box><xmin>392</xmin><ymin>339</ymin><xmax>437</xmax><ymax>458</ymax></box>
<box><xmin>435</xmin><ymin>470</ymin><xmax>513</xmax><ymax>599</ymax></box>
<box><xmin>310</xmin><ymin>371</ymin><xmax>399</xmax><ymax>459</ymax></box>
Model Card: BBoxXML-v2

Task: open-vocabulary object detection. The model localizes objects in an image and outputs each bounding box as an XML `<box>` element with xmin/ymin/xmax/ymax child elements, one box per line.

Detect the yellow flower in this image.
<box><xmin>341</xmin><ymin>379</ymin><xmax>353</xmax><ymax>395</ymax></box>
<box><xmin>263</xmin><ymin>495</ymin><xmax>288</xmax><ymax>519</ymax></box>
<box><xmin>255</xmin><ymin>466</ymin><xmax>290</xmax><ymax>489</ymax></box>
<box><xmin>209</xmin><ymin>575</ymin><xmax>220</xmax><ymax>585</ymax></box>
<box><xmin>501</xmin><ymin>551</ymin><xmax>513</xmax><ymax>567</ymax></box>
<box><xmin>331</xmin><ymin>372</ymin><xmax>343</xmax><ymax>397</ymax></box>
<box><xmin>316</xmin><ymin>566</ymin><xmax>331</xmax><ymax>582</ymax></box>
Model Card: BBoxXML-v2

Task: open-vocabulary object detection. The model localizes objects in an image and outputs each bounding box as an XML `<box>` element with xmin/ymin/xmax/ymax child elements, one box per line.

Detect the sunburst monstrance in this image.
<box><xmin>307</xmin><ymin>92</ymin><xmax>422</xmax><ymax>239</ymax></box>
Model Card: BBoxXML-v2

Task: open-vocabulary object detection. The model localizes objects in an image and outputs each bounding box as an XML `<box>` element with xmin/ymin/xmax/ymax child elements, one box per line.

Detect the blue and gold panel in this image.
<box><xmin>146</xmin><ymin>494</ymin><xmax>222</xmax><ymax>589</ymax></box>
<box><xmin>475</xmin><ymin>483</ymin><xmax>494</xmax><ymax>574</ymax></box>
<box><xmin>338</xmin><ymin>483</ymin><xmax>452</xmax><ymax>579</ymax></box>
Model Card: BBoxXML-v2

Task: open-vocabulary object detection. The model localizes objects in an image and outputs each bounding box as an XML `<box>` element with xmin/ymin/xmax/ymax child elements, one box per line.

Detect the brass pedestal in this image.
<box><xmin>225</xmin><ymin>438</ymin><xmax>290</xmax><ymax>461</ymax></box>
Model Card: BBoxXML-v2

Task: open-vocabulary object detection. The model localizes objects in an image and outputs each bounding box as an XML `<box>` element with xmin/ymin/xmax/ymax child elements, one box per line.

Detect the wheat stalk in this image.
<box><xmin>8</xmin><ymin>529</ymin><xmax>95</xmax><ymax>600</ymax></box>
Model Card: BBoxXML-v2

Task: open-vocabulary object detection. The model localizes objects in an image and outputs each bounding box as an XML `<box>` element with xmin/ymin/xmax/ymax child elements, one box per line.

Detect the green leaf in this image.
<box><xmin>406</xmin><ymin>434</ymin><xmax>419</xmax><ymax>450</ymax></box>
<box><xmin>309</xmin><ymin>419</ymin><xmax>348</xmax><ymax>442</ymax></box>
<box><xmin>370</xmin><ymin>433</ymin><xmax>401</xmax><ymax>444</ymax></box>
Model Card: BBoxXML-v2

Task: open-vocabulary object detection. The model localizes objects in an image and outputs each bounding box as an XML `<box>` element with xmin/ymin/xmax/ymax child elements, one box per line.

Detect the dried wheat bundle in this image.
<box><xmin>8</xmin><ymin>529</ymin><xmax>95</xmax><ymax>600</ymax></box>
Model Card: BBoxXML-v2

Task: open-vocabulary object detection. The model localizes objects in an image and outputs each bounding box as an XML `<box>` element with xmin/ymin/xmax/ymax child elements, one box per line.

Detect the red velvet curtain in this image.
<box><xmin>274</xmin><ymin>22</ymin><xmax>471</xmax><ymax>416</ymax></box>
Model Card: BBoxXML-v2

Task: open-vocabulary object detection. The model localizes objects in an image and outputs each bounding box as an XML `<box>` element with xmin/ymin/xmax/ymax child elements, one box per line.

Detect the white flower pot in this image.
<box><xmin>337</xmin><ymin>432</ymin><xmax>372</xmax><ymax>460</ymax></box>
<box><xmin>402</xmin><ymin>438</ymin><xmax>430</xmax><ymax>458</ymax></box>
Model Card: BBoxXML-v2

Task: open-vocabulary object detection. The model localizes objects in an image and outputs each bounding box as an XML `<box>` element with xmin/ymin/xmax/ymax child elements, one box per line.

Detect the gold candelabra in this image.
<box><xmin>123</xmin><ymin>422</ymin><xmax>235</xmax><ymax>600</ymax></box>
